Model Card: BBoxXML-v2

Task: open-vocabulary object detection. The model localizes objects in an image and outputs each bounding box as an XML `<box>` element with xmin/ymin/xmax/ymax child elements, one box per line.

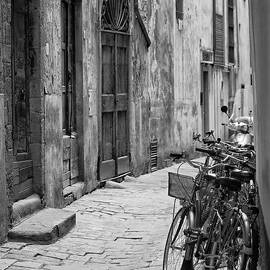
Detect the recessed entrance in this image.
<box><xmin>99</xmin><ymin>0</ymin><xmax>130</xmax><ymax>180</ymax></box>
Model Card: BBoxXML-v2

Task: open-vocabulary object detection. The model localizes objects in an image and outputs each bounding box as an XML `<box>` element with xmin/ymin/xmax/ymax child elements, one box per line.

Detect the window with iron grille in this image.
<box><xmin>61</xmin><ymin>0</ymin><xmax>76</xmax><ymax>134</ymax></box>
<box><xmin>176</xmin><ymin>0</ymin><xmax>184</xmax><ymax>20</ymax></box>
<box><xmin>101</xmin><ymin>0</ymin><xmax>129</xmax><ymax>32</ymax></box>
<box><xmin>228</xmin><ymin>0</ymin><xmax>235</xmax><ymax>64</ymax></box>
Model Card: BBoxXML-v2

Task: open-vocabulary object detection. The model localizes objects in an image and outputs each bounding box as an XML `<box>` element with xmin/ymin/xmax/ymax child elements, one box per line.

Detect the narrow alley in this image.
<box><xmin>0</xmin><ymin>164</ymin><xmax>194</xmax><ymax>270</ymax></box>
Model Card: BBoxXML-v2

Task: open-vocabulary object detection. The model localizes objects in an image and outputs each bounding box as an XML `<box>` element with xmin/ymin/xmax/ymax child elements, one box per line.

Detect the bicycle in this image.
<box><xmin>163</xmin><ymin>144</ymin><xmax>259</xmax><ymax>270</ymax></box>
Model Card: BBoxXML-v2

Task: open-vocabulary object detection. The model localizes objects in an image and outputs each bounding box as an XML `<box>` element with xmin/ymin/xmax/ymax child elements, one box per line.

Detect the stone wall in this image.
<box><xmin>80</xmin><ymin>0</ymin><xmax>99</xmax><ymax>192</ymax></box>
<box><xmin>0</xmin><ymin>94</ymin><xmax>8</xmax><ymax>243</ymax></box>
<box><xmin>40</xmin><ymin>0</ymin><xmax>64</xmax><ymax>208</ymax></box>
<box><xmin>40</xmin><ymin>0</ymin><xmax>100</xmax><ymax>207</ymax></box>
<box><xmin>1</xmin><ymin>0</ymin><xmax>13</xmax><ymax>230</ymax></box>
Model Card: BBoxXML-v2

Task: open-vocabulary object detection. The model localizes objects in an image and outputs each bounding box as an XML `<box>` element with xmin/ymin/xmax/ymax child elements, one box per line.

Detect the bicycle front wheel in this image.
<box><xmin>163</xmin><ymin>207</ymin><xmax>194</xmax><ymax>270</ymax></box>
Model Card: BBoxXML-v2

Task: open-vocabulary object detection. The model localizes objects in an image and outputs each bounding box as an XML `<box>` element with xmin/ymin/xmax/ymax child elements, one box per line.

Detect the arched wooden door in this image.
<box><xmin>99</xmin><ymin>0</ymin><xmax>130</xmax><ymax>180</ymax></box>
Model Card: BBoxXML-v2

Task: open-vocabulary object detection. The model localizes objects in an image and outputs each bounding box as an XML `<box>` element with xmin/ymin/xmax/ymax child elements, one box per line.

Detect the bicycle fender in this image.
<box><xmin>239</xmin><ymin>210</ymin><xmax>252</xmax><ymax>250</ymax></box>
<box><xmin>183</xmin><ymin>208</ymin><xmax>196</xmax><ymax>261</ymax></box>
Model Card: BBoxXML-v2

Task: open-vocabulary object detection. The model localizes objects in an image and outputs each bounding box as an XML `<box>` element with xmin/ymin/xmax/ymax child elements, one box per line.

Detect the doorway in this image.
<box><xmin>100</xmin><ymin>32</ymin><xmax>130</xmax><ymax>180</ymax></box>
<box><xmin>201</xmin><ymin>68</ymin><xmax>210</xmax><ymax>135</ymax></box>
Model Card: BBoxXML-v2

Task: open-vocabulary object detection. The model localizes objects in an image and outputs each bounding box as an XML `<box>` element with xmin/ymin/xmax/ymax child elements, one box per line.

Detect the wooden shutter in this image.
<box><xmin>214</xmin><ymin>14</ymin><xmax>225</xmax><ymax>66</ymax></box>
<box><xmin>228</xmin><ymin>0</ymin><xmax>235</xmax><ymax>63</ymax></box>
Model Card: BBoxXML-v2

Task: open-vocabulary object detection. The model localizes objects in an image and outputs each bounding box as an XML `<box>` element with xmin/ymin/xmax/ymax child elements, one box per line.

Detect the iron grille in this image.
<box><xmin>150</xmin><ymin>139</ymin><xmax>158</xmax><ymax>172</ymax></box>
<box><xmin>101</xmin><ymin>0</ymin><xmax>129</xmax><ymax>32</ymax></box>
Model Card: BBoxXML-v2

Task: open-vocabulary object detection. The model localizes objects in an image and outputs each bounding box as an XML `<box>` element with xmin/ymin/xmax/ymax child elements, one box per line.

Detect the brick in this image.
<box><xmin>68</xmin><ymin>254</ymin><xmax>91</xmax><ymax>263</ymax></box>
<box><xmin>43</xmin><ymin>251</ymin><xmax>70</xmax><ymax>260</ymax></box>
<box><xmin>13</xmin><ymin>261</ymin><xmax>44</xmax><ymax>269</ymax></box>
<box><xmin>1</xmin><ymin>242</ymin><xmax>27</xmax><ymax>250</ymax></box>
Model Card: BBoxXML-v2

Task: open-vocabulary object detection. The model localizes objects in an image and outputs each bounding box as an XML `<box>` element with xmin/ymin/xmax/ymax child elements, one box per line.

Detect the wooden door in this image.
<box><xmin>61</xmin><ymin>0</ymin><xmax>79</xmax><ymax>188</ymax></box>
<box><xmin>100</xmin><ymin>32</ymin><xmax>129</xmax><ymax>180</ymax></box>
<box><xmin>11</xmin><ymin>0</ymin><xmax>33</xmax><ymax>201</ymax></box>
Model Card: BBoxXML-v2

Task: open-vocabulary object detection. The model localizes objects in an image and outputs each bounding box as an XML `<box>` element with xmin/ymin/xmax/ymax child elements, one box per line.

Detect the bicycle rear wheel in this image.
<box><xmin>163</xmin><ymin>207</ymin><xmax>194</xmax><ymax>270</ymax></box>
<box><xmin>205</xmin><ymin>211</ymin><xmax>251</xmax><ymax>270</ymax></box>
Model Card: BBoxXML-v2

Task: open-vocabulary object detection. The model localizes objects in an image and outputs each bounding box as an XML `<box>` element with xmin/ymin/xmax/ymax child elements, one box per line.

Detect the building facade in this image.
<box><xmin>0</xmin><ymin>0</ymin><xmax>253</xmax><ymax>243</ymax></box>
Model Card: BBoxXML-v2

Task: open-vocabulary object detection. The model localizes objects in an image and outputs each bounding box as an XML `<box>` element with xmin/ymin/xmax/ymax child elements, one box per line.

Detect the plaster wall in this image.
<box><xmin>145</xmin><ymin>0</ymin><xmax>174</xmax><ymax>166</ymax></box>
<box><xmin>130</xmin><ymin>18</ymin><xmax>151</xmax><ymax>176</ymax></box>
<box><xmin>173</xmin><ymin>0</ymin><xmax>210</xmax><ymax>151</ymax></box>
<box><xmin>252</xmin><ymin>1</ymin><xmax>270</xmax><ymax>267</ymax></box>
<box><xmin>236</xmin><ymin>0</ymin><xmax>253</xmax><ymax>117</ymax></box>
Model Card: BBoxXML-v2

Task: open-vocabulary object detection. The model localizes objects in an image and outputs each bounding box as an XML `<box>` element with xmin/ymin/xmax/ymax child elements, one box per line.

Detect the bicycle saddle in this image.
<box><xmin>231</xmin><ymin>169</ymin><xmax>254</xmax><ymax>182</ymax></box>
<box><xmin>204</xmin><ymin>173</ymin><xmax>217</xmax><ymax>182</ymax></box>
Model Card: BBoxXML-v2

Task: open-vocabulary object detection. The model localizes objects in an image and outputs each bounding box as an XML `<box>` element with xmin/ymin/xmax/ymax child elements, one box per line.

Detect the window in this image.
<box><xmin>228</xmin><ymin>0</ymin><xmax>235</xmax><ymax>63</ymax></box>
<box><xmin>176</xmin><ymin>0</ymin><xmax>184</xmax><ymax>20</ymax></box>
<box><xmin>61</xmin><ymin>0</ymin><xmax>76</xmax><ymax>134</ymax></box>
<box><xmin>214</xmin><ymin>0</ymin><xmax>225</xmax><ymax>66</ymax></box>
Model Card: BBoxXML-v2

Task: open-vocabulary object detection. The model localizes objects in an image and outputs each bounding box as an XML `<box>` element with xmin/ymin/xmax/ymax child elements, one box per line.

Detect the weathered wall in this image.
<box><xmin>0</xmin><ymin>0</ymin><xmax>11</xmax><ymax>242</ymax></box>
<box><xmin>40</xmin><ymin>0</ymin><xmax>100</xmax><ymax>206</ymax></box>
<box><xmin>40</xmin><ymin>0</ymin><xmax>64</xmax><ymax>207</ymax></box>
<box><xmin>140</xmin><ymin>0</ymin><xmax>174</xmax><ymax>168</ymax></box>
<box><xmin>1</xmin><ymin>0</ymin><xmax>13</xmax><ymax>228</ymax></box>
<box><xmin>130</xmin><ymin>12</ymin><xmax>151</xmax><ymax>176</ymax></box>
<box><xmin>172</xmin><ymin>0</ymin><xmax>252</xmax><ymax>149</ymax></box>
<box><xmin>252</xmin><ymin>1</ymin><xmax>270</xmax><ymax>268</ymax></box>
<box><xmin>81</xmin><ymin>0</ymin><xmax>99</xmax><ymax>192</ymax></box>
<box><xmin>235</xmin><ymin>0</ymin><xmax>253</xmax><ymax>117</ymax></box>
<box><xmin>173</xmin><ymin>0</ymin><xmax>204</xmax><ymax>151</ymax></box>
<box><xmin>0</xmin><ymin>95</ymin><xmax>8</xmax><ymax>243</ymax></box>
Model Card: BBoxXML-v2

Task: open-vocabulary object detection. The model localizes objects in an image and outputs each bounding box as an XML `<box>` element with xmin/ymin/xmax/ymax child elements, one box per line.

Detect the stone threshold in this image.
<box><xmin>8</xmin><ymin>208</ymin><xmax>76</xmax><ymax>244</ymax></box>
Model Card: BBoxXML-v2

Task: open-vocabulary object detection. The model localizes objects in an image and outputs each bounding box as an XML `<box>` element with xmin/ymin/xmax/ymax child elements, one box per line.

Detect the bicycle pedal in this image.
<box><xmin>184</xmin><ymin>228</ymin><xmax>201</xmax><ymax>238</ymax></box>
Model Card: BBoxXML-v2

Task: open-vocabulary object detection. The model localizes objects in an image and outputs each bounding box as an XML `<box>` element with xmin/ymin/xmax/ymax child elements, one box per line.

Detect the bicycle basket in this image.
<box><xmin>168</xmin><ymin>172</ymin><xmax>195</xmax><ymax>201</ymax></box>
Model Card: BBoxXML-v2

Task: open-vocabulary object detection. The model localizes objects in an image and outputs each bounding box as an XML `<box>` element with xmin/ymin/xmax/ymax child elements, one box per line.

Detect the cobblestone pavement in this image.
<box><xmin>0</xmin><ymin>164</ymin><xmax>195</xmax><ymax>270</ymax></box>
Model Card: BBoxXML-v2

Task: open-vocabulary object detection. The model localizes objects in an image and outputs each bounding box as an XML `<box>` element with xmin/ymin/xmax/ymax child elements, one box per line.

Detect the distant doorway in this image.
<box><xmin>201</xmin><ymin>67</ymin><xmax>210</xmax><ymax>135</ymax></box>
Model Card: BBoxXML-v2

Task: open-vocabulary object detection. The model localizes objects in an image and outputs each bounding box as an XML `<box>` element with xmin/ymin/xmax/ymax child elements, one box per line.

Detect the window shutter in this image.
<box><xmin>214</xmin><ymin>14</ymin><xmax>225</xmax><ymax>66</ymax></box>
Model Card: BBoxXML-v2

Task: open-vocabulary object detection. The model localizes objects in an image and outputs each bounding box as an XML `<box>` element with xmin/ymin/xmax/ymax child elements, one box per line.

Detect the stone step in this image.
<box><xmin>8</xmin><ymin>208</ymin><xmax>76</xmax><ymax>244</ymax></box>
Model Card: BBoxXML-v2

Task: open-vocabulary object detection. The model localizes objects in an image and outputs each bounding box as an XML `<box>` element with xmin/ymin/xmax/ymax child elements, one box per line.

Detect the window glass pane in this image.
<box><xmin>117</xmin><ymin>111</ymin><xmax>127</xmax><ymax>156</ymax></box>
<box><xmin>102</xmin><ymin>45</ymin><xmax>114</xmax><ymax>94</ymax></box>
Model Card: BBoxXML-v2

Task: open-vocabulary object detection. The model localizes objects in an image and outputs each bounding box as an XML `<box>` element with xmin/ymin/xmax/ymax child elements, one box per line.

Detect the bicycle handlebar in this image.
<box><xmin>195</xmin><ymin>147</ymin><xmax>217</xmax><ymax>156</ymax></box>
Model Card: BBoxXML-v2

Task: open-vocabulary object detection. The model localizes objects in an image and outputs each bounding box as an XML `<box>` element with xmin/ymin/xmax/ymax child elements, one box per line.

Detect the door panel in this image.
<box><xmin>11</xmin><ymin>0</ymin><xmax>33</xmax><ymax>201</ymax></box>
<box><xmin>100</xmin><ymin>32</ymin><xmax>129</xmax><ymax>180</ymax></box>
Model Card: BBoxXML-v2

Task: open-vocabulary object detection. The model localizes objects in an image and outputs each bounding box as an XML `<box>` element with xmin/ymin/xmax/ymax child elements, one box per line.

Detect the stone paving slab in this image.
<box><xmin>1</xmin><ymin>162</ymin><xmax>200</xmax><ymax>269</ymax></box>
<box><xmin>8</xmin><ymin>208</ymin><xmax>76</xmax><ymax>244</ymax></box>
